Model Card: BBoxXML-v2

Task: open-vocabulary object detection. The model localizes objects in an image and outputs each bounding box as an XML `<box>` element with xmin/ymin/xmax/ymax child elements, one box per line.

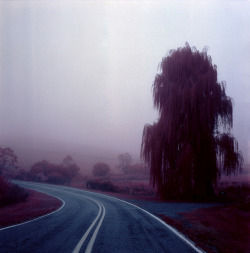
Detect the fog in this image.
<box><xmin>0</xmin><ymin>1</ymin><xmax>249</xmax><ymax>170</ymax></box>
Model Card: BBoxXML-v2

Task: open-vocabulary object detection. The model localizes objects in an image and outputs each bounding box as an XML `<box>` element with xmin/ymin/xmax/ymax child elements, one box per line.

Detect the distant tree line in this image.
<box><xmin>16</xmin><ymin>155</ymin><xmax>81</xmax><ymax>185</ymax></box>
<box><xmin>92</xmin><ymin>162</ymin><xmax>110</xmax><ymax>177</ymax></box>
<box><xmin>117</xmin><ymin>153</ymin><xmax>148</xmax><ymax>176</ymax></box>
<box><xmin>86</xmin><ymin>179</ymin><xmax>117</xmax><ymax>192</ymax></box>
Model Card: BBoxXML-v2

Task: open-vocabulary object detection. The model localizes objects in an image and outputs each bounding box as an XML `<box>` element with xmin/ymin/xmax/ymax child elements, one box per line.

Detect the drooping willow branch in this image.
<box><xmin>141</xmin><ymin>43</ymin><xmax>243</xmax><ymax>199</ymax></box>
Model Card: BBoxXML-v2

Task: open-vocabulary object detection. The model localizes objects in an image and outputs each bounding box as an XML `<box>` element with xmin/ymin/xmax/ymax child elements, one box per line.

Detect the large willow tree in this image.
<box><xmin>141</xmin><ymin>43</ymin><xmax>243</xmax><ymax>200</ymax></box>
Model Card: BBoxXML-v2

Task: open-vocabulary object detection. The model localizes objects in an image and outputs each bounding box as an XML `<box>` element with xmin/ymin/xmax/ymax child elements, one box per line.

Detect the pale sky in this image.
<box><xmin>0</xmin><ymin>0</ymin><xmax>250</xmax><ymax>165</ymax></box>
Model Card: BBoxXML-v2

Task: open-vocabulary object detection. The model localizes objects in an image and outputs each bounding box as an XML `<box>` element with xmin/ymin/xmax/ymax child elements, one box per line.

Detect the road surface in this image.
<box><xmin>0</xmin><ymin>181</ymin><xmax>204</xmax><ymax>253</ymax></box>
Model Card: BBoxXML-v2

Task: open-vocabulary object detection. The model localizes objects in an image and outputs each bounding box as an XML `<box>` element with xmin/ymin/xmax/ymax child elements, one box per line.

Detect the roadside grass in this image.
<box><xmin>160</xmin><ymin>181</ymin><xmax>250</xmax><ymax>253</ymax></box>
<box><xmin>0</xmin><ymin>176</ymin><xmax>29</xmax><ymax>207</ymax></box>
<box><xmin>0</xmin><ymin>189</ymin><xmax>62</xmax><ymax>228</ymax></box>
<box><xmin>161</xmin><ymin>202</ymin><xmax>249</xmax><ymax>253</ymax></box>
<box><xmin>84</xmin><ymin>177</ymin><xmax>155</xmax><ymax>197</ymax></box>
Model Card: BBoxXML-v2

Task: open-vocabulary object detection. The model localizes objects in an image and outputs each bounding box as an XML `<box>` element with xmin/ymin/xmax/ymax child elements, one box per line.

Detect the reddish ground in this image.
<box><xmin>161</xmin><ymin>203</ymin><xmax>250</xmax><ymax>253</ymax></box>
<box><xmin>0</xmin><ymin>189</ymin><xmax>62</xmax><ymax>228</ymax></box>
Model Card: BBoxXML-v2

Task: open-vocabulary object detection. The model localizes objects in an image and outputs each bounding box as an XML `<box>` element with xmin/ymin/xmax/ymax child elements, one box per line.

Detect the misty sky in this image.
<box><xmin>0</xmin><ymin>1</ymin><xmax>250</xmax><ymax>164</ymax></box>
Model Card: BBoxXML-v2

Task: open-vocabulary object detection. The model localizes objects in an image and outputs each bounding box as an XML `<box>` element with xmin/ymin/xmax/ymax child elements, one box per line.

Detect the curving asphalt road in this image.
<box><xmin>0</xmin><ymin>181</ymin><xmax>204</xmax><ymax>253</ymax></box>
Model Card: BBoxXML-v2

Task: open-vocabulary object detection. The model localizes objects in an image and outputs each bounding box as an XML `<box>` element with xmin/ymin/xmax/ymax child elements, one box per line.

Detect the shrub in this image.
<box><xmin>92</xmin><ymin>162</ymin><xmax>110</xmax><ymax>177</ymax></box>
<box><xmin>46</xmin><ymin>172</ymin><xmax>70</xmax><ymax>185</ymax></box>
<box><xmin>86</xmin><ymin>179</ymin><xmax>117</xmax><ymax>193</ymax></box>
<box><xmin>86</xmin><ymin>179</ymin><xmax>102</xmax><ymax>190</ymax></box>
<box><xmin>118</xmin><ymin>153</ymin><xmax>132</xmax><ymax>174</ymax></box>
<box><xmin>99</xmin><ymin>181</ymin><xmax>117</xmax><ymax>192</ymax></box>
<box><xmin>0</xmin><ymin>176</ymin><xmax>29</xmax><ymax>207</ymax></box>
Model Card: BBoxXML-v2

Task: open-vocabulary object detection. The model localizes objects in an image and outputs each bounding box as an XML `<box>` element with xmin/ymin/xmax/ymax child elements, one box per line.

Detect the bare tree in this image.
<box><xmin>117</xmin><ymin>153</ymin><xmax>132</xmax><ymax>174</ymax></box>
<box><xmin>0</xmin><ymin>147</ymin><xmax>18</xmax><ymax>175</ymax></box>
<box><xmin>61</xmin><ymin>155</ymin><xmax>80</xmax><ymax>177</ymax></box>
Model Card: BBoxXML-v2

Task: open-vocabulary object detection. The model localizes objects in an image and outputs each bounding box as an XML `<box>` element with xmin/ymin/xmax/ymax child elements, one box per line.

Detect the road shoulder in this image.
<box><xmin>0</xmin><ymin>189</ymin><xmax>62</xmax><ymax>228</ymax></box>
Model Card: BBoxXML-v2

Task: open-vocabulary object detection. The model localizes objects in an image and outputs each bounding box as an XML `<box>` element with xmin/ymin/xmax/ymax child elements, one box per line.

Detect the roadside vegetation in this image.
<box><xmin>161</xmin><ymin>180</ymin><xmax>250</xmax><ymax>253</ymax></box>
<box><xmin>0</xmin><ymin>176</ymin><xmax>28</xmax><ymax>207</ymax></box>
<box><xmin>15</xmin><ymin>155</ymin><xmax>82</xmax><ymax>185</ymax></box>
<box><xmin>0</xmin><ymin>147</ymin><xmax>29</xmax><ymax>207</ymax></box>
<box><xmin>12</xmin><ymin>152</ymin><xmax>154</xmax><ymax>197</ymax></box>
<box><xmin>0</xmin><ymin>189</ymin><xmax>61</xmax><ymax>228</ymax></box>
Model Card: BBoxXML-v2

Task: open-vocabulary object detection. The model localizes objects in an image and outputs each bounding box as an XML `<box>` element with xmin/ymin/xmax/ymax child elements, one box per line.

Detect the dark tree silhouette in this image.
<box><xmin>0</xmin><ymin>147</ymin><xmax>18</xmax><ymax>175</ymax></box>
<box><xmin>92</xmin><ymin>162</ymin><xmax>110</xmax><ymax>177</ymax></box>
<box><xmin>141</xmin><ymin>43</ymin><xmax>243</xmax><ymax>200</ymax></box>
<box><xmin>61</xmin><ymin>155</ymin><xmax>80</xmax><ymax>178</ymax></box>
<box><xmin>30</xmin><ymin>160</ymin><xmax>50</xmax><ymax>179</ymax></box>
<box><xmin>118</xmin><ymin>153</ymin><xmax>132</xmax><ymax>174</ymax></box>
<box><xmin>61</xmin><ymin>155</ymin><xmax>75</xmax><ymax>168</ymax></box>
<box><xmin>29</xmin><ymin>158</ymin><xmax>80</xmax><ymax>184</ymax></box>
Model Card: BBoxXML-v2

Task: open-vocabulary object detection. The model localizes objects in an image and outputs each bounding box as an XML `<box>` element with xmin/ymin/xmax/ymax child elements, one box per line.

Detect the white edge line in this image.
<box><xmin>84</xmin><ymin>191</ymin><xmax>206</xmax><ymax>253</ymax></box>
<box><xmin>50</xmin><ymin>189</ymin><xmax>106</xmax><ymax>253</ymax></box>
<box><xmin>85</xmin><ymin>201</ymin><xmax>106</xmax><ymax>253</ymax></box>
<box><xmin>37</xmin><ymin>184</ymin><xmax>205</xmax><ymax>253</ymax></box>
<box><xmin>33</xmin><ymin>185</ymin><xmax>106</xmax><ymax>253</ymax></box>
<box><xmin>0</xmin><ymin>187</ymin><xmax>65</xmax><ymax>231</ymax></box>
<box><xmin>6</xmin><ymin>182</ymin><xmax>204</xmax><ymax>253</ymax></box>
<box><xmin>8</xmin><ymin>182</ymin><xmax>105</xmax><ymax>253</ymax></box>
<box><xmin>72</xmin><ymin>199</ymin><xmax>102</xmax><ymax>253</ymax></box>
